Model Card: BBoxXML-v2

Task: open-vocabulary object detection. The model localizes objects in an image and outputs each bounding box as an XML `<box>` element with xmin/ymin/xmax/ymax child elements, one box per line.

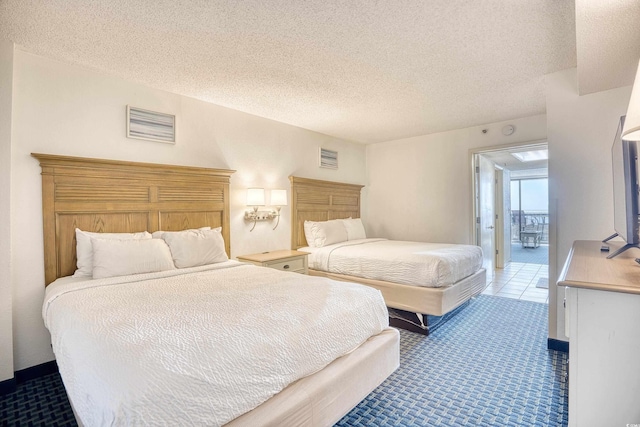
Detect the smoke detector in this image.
<box><xmin>502</xmin><ymin>125</ymin><xmax>515</xmax><ymax>136</ymax></box>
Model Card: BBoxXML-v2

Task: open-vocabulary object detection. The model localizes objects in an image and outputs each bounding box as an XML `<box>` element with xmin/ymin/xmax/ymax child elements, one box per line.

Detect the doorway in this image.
<box><xmin>471</xmin><ymin>142</ymin><xmax>549</xmax><ymax>303</ymax></box>
<box><xmin>510</xmin><ymin>177</ymin><xmax>549</xmax><ymax>264</ymax></box>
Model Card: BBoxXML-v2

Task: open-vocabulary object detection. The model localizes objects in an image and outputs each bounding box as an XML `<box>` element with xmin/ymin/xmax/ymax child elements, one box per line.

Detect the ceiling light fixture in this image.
<box><xmin>511</xmin><ymin>149</ymin><xmax>548</xmax><ymax>162</ymax></box>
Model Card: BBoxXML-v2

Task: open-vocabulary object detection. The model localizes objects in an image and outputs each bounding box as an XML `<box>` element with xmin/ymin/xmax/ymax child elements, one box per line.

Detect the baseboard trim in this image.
<box><xmin>0</xmin><ymin>377</ymin><xmax>17</xmax><ymax>395</ymax></box>
<box><xmin>548</xmin><ymin>338</ymin><xmax>569</xmax><ymax>353</ymax></box>
<box><xmin>15</xmin><ymin>360</ymin><xmax>59</xmax><ymax>383</ymax></box>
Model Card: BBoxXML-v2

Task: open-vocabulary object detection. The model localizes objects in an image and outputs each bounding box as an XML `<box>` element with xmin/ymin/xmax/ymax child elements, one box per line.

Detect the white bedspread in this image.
<box><xmin>43</xmin><ymin>261</ymin><xmax>389</xmax><ymax>426</ymax></box>
<box><xmin>304</xmin><ymin>239</ymin><xmax>483</xmax><ymax>287</ymax></box>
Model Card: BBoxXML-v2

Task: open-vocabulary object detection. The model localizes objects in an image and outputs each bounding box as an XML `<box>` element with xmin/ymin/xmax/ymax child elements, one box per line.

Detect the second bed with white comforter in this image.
<box><xmin>302</xmin><ymin>238</ymin><xmax>484</xmax><ymax>287</ymax></box>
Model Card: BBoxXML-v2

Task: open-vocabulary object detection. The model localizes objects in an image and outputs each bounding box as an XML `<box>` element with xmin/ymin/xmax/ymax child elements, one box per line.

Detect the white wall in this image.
<box><xmin>546</xmin><ymin>68</ymin><xmax>631</xmax><ymax>340</ymax></box>
<box><xmin>10</xmin><ymin>49</ymin><xmax>366</xmax><ymax>370</ymax></box>
<box><xmin>0</xmin><ymin>40</ymin><xmax>14</xmax><ymax>382</ymax></box>
<box><xmin>364</xmin><ymin>115</ymin><xmax>547</xmax><ymax>243</ymax></box>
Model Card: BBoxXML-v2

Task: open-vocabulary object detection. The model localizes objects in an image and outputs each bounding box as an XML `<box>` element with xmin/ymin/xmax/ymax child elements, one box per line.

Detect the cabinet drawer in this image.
<box><xmin>267</xmin><ymin>257</ymin><xmax>304</xmax><ymax>272</ymax></box>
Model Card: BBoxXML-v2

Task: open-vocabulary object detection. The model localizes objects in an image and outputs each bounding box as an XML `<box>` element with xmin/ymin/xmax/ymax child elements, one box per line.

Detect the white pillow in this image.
<box><xmin>342</xmin><ymin>218</ymin><xmax>367</xmax><ymax>240</ymax></box>
<box><xmin>73</xmin><ymin>229</ymin><xmax>152</xmax><ymax>278</ymax></box>
<box><xmin>152</xmin><ymin>226</ymin><xmax>220</xmax><ymax>239</ymax></box>
<box><xmin>303</xmin><ymin>219</ymin><xmax>348</xmax><ymax>248</ymax></box>
<box><xmin>161</xmin><ymin>228</ymin><xmax>228</xmax><ymax>268</ymax></box>
<box><xmin>91</xmin><ymin>238</ymin><xmax>176</xmax><ymax>279</ymax></box>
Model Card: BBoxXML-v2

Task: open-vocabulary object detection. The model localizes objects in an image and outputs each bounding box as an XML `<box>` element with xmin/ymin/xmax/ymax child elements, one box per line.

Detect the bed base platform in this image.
<box><xmin>309</xmin><ymin>268</ymin><xmax>486</xmax><ymax>334</ymax></box>
<box><xmin>309</xmin><ymin>268</ymin><xmax>486</xmax><ymax>315</ymax></box>
<box><xmin>228</xmin><ymin>328</ymin><xmax>399</xmax><ymax>426</ymax></box>
<box><xmin>388</xmin><ymin>301</ymin><xmax>471</xmax><ymax>336</ymax></box>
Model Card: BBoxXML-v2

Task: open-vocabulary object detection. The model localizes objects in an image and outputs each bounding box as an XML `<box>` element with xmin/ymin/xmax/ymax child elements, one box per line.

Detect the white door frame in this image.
<box><xmin>469</xmin><ymin>139</ymin><xmax>548</xmax><ymax>265</ymax></box>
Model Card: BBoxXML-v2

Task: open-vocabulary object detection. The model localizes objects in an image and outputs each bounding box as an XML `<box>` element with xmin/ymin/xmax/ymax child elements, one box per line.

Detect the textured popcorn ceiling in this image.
<box><xmin>576</xmin><ymin>0</ymin><xmax>640</xmax><ymax>95</ymax></box>
<box><xmin>0</xmin><ymin>1</ymin><xmax>630</xmax><ymax>143</ymax></box>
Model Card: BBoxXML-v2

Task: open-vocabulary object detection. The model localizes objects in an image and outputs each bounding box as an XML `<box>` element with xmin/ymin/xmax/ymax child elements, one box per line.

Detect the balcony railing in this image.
<box><xmin>511</xmin><ymin>211</ymin><xmax>549</xmax><ymax>244</ymax></box>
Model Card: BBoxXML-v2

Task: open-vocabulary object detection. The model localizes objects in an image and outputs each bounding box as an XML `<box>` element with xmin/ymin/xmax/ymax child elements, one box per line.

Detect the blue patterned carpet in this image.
<box><xmin>337</xmin><ymin>295</ymin><xmax>567</xmax><ymax>426</ymax></box>
<box><xmin>0</xmin><ymin>373</ymin><xmax>75</xmax><ymax>426</ymax></box>
<box><xmin>1</xmin><ymin>295</ymin><xmax>567</xmax><ymax>426</ymax></box>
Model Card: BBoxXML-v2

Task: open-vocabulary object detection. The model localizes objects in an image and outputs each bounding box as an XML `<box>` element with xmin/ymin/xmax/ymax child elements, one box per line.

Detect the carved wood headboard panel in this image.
<box><xmin>32</xmin><ymin>153</ymin><xmax>235</xmax><ymax>285</ymax></box>
<box><xmin>289</xmin><ymin>176</ymin><xmax>364</xmax><ymax>249</ymax></box>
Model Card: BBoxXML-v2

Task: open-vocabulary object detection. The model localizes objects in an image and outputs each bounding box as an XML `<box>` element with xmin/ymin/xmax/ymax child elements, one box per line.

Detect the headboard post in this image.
<box><xmin>289</xmin><ymin>176</ymin><xmax>364</xmax><ymax>249</ymax></box>
<box><xmin>32</xmin><ymin>153</ymin><xmax>235</xmax><ymax>285</ymax></box>
<box><xmin>40</xmin><ymin>164</ymin><xmax>58</xmax><ymax>285</ymax></box>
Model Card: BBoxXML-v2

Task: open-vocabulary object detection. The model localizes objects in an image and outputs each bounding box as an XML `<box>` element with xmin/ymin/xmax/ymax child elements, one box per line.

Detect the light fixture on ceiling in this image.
<box><xmin>244</xmin><ymin>188</ymin><xmax>287</xmax><ymax>231</ymax></box>
<box><xmin>623</xmin><ymin>58</ymin><xmax>640</xmax><ymax>141</ymax></box>
<box><xmin>511</xmin><ymin>149</ymin><xmax>548</xmax><ymax>162</ymax></box>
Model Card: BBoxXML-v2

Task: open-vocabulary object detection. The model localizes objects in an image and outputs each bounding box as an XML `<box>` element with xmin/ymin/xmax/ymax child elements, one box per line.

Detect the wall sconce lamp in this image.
<box><xmin>244</xmin><ymin>188</ymin><xmax>288</xmax><ymax>231</ymax></box>
<box><xmin>270</xmin><ymin>189</ymin><xmax>287</xmax><ymax>230</ymax></box>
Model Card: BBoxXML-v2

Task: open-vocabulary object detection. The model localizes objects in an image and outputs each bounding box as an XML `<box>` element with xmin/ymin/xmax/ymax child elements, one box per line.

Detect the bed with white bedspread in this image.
<box><xmin>303</xmin><ymin>238</ymin><xmax>483</xmax><ymax>288</ymax></box>
<box><xmin>290</xmin><ymin>176</ymin><xmax>487</xmax><ymax>335</ymax></box>
<box><xmin>44</xmin><ymin>261</ymin><xmax>390</xmax><ymax>426</ymax></box>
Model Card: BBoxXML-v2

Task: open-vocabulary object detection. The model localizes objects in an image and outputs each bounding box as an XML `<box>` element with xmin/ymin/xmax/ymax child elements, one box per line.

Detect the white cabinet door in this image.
<box><xmin>569</xmin><ymin>287</ymin><xmax>640</xmax><ymax>427</ymax></box>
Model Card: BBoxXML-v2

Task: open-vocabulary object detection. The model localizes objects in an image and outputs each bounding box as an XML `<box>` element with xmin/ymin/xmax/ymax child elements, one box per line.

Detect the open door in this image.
<box><xmin>503</xmin><ymin>168</ymin><xmax>512</xmax><ymax>264</ymax></box>
<box><xmin>476</xmin><ymin>154</ymin><xmax>496</xmax><ymax>276</ymax></box>
<box><xmin>495</xmin><ymin>167</ymin><xmax>512</xmax><ymax>268</ymax></box>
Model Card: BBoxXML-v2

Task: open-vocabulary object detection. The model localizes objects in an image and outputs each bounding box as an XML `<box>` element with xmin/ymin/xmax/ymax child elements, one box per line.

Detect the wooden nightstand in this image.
<box><xmin>236</xmin><ymin>250</ymin><xmax>309</xmax><ymax>274</ymax></box>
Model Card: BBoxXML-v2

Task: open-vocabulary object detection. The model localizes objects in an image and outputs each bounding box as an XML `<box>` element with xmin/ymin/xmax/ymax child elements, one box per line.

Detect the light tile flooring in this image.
<box><xmin>482</xmin><ymin>262</ymin><xmax>549</xmax><ymax>304</ymax></box>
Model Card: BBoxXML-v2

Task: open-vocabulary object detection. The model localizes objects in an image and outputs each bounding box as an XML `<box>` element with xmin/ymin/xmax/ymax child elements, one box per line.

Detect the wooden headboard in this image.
<box><xmin>32</xmin><ymin>153</ymin><xmax>235</xmax><ymax>285</ymax></box>
<box><xmin>289</xmin><ymin>176</ymin><xmax>364</xmax><ymax>249</ymax></box>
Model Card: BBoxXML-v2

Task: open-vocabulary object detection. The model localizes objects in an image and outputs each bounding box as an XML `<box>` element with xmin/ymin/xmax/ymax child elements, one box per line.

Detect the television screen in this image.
<box><xmin>605</xmin><ymin>115</ymin><xmax>640</xmax><ymax>258</ymax></box>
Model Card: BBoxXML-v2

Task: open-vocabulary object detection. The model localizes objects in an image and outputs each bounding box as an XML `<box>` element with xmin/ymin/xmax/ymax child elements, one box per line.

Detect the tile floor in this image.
<box><xmin>482</xmin><ymin>262</ymin><xmax>549</xmax><ymax>304</ymax></box>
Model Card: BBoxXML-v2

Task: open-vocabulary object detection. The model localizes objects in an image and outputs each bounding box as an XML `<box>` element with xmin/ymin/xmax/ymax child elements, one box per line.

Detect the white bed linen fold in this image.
<box><xmin>302</xmin><ymin>238</ymin><xmax>483</xmax><ymax>287</ymax></box>
<box><xmin>43</xmin><ymin>261</ymin><xmax>388</xmax><ymax>427</ymax></box>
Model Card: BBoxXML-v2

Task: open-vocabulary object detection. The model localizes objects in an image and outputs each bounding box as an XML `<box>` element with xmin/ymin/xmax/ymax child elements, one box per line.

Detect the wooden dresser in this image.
<box><xmin>557</xmin><ymin>240</ymin><xmax>640</xmax><ymax>427</ymax></box>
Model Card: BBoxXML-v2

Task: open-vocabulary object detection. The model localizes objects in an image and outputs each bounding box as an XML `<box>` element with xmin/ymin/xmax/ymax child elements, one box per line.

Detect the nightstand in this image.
<box><xmin>236</xmin><ymin>250</ymin><xmax>309</xmax><ymax>274</ymax></box>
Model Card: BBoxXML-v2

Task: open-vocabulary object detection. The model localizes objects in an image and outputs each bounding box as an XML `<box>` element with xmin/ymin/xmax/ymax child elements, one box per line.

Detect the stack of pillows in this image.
<box><xmin>73</xmin><ymin>227</ymin><xmax>228</xmax><ymax>280</ymax></box>
<box><xmin>303</xmin><ymin>218</ymin><xmax>367</xmax><ymax>248</ymax></box>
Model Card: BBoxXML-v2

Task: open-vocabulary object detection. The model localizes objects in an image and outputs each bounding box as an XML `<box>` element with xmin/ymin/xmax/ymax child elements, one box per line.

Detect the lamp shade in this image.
<box><xmin>623</xmin><ymin>59</ymin><xmax>640</xmax><ymax>141</ymax></box>
<box><xmin>246</xmin><ymin>188</ymin><xmax>265</xmax><ymax>206</ymax></box>
<box><xmin>270</xmin><ymin>189</ymin><xmax>287</xmax><ymax>206</ymax></box>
